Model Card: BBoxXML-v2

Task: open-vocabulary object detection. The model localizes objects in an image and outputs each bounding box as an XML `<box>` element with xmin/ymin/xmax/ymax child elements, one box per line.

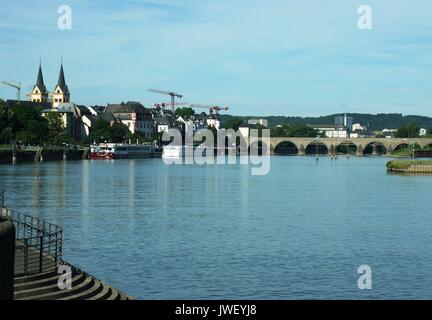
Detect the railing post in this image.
<box><xmin>0</xmin><ymin>189</ymin><xmax>4</xmax><ymax>209</ymax></box>
<box><xmin>24</xmin><ymin>239</ymin><xmax>28</xmax><ymax>276</ymax></box>
<box><xmin>58</xmin><ymin>230</ymin><xmax>63</xmax><ymax>265</ymax></box>
<box><xmin>55</xmin><ymin>233</ymin><xmax>58</xmax><ymax>267</ymax></box>
<box><xmin>39</xmin><ymin>236</ymin><xmax>43</xmax><ymax>273</ymax></box>
<box><xmin>3</xmin><ymin>207</ymin><xmax>63</xmax><ymax>277</ymax></box>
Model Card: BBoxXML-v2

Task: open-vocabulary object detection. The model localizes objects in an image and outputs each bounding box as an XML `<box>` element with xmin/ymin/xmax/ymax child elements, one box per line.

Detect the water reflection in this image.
<box><xmin>1</xmin><ymin>157</ymin><xmax>432</xmax><ymax>299</ymax></box>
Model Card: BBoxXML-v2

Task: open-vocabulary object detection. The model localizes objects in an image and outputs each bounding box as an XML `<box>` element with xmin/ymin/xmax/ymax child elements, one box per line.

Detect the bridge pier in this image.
<box><xmin>386</xmin><ymin>145</ymin><xmax>393</xmax><ymax>156</ymax></box>
<box><xmin>372</xmin><ymin>144</ymin><xmax>378</xmax><ymax>155</ymax></box>
<box><xmin>298</xmin><ymin>144</ymin><xmax>305</xmax><ymax>156</ymax></box>
<box><xmin>356</xmin><ymin>145</ymin><xmax>364</xmax><ymax>156</ymax></box>
<box><xmin>12</xmin><ymin>145</ymin><xmax>17</xmax><ymax>165</ymax></box>
<box><xmin>329</xmin><ymin>145</ymin><xmax>336</xmax><ymax>157</ymax></box>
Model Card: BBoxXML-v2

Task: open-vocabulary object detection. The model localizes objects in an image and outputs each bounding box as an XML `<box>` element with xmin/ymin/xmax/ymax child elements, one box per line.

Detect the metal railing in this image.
<box><xmin>1</xmin><ymin>188</ymin><xmax>4</xmax><ymax>209</ymax></box>
<box><xmin>0</xmin><ymin>206</ymin><xmax>63</xmax><ymax>277</ymax></box>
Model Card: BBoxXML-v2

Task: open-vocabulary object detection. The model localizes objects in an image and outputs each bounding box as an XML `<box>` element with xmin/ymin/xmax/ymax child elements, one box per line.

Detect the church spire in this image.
<box><xmin>30</xmin><ymin>59</ymin><xmax>48</xmax><ymax>103</ymax></box>
<box><xmin>36</xmin><ymin>60</ymin><xmax>46</xmax><ymax>89</ymax></box>
<box><xmin>57</xmin><ymin>59</ymin><xmax>69</xmax><ymax>94</ymax></box>
<box><xmin>52</xmin><ymin>58</ymin><xmax>70</xmax><ymax>105</ymax></box>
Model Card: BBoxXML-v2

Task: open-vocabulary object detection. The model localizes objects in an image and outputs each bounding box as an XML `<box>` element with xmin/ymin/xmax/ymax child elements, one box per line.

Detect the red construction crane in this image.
<box><xmin>190</xmin><ymin>104</ymin><xmax>229</xmax><ymax>117</ymax></box>
<box><xmin>153</xmin><ymin>102</ymin><xmax>189</xmax><ymax>110</ymax></box>
<box><xmin>148</xmin><ymin>89</ymin><xmax>183</xmax><ymax>113</ymax></box>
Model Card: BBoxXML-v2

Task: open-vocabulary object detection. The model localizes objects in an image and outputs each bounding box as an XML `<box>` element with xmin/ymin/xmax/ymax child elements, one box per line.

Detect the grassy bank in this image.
<box><xmin>387</xmin><ymin>159</ymin><xmax>432</xmax><ymax>172</ymax></box>
<box><xmin>390</xmin><ymin>146</ymin><xmax>432</xmax><ymax>158</ymax></box>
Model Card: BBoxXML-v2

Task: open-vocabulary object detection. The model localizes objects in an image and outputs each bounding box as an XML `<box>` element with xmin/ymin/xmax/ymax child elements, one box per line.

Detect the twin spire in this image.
<box><xmin>35</xmin><ymin>59</ymin><xmax>68</xmax><ymax>93</ymax></box>
<box><xmin>32</xmin><ymin>59</ymin><xmax>70</xmax><ymax>105</ymax></box>
<box><xmin>57</xmin><ymin>62</ymin><xmax>69</xmax><ymax>94</ymax></box>
<box><xmin>36</xmin><ymin>62</ymin><xmax>47</xmax><ymax>93</ymax></box>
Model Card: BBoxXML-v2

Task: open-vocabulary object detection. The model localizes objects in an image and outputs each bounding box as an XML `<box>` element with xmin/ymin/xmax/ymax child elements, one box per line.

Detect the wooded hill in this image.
<box><xmin>220</xmin><ymin>113</ymin><xmax>432</xmax><ymax>131</ymax></box>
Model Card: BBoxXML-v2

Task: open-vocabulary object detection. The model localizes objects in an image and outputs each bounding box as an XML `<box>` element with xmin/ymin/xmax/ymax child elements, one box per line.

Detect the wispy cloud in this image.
<box><xmin>1</xmin><ymin>0</ymin><xmax>432</xmax><ymax>116</ymax></box>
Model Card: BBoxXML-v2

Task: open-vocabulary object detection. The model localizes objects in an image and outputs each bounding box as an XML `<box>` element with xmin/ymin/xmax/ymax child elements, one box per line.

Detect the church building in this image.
<box><xmin>29</xmin><ymin>61</ymin><xmax>70</xmax><ymax>107</ymax></box>
<box><xmin>51</xmin><ymin>63</ymin><xmax>70</xmax><ymax>108</ymax></box>
<box><xmin>29</xmin><ymin>63</ymin><xmax>49</xmax><ymax>103</ymax></box>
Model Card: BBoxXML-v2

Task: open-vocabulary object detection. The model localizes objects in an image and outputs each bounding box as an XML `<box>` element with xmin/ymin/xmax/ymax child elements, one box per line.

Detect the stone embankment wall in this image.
<box><xmin>0</xmin><ymin>218</ymin><xmax>15</xmax><ymax>300</ymax></box>
<box><xmin>0</xmin><ymin>149</ymin><xmax>86</xmax><ymax>164</ymax></box>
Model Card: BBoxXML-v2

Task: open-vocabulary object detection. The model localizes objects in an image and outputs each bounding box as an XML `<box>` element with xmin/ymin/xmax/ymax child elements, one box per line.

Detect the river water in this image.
<box><xmin>1</xmin><ymin>156</ymin><xmax>432</xmax><ymax>299</ymax></box>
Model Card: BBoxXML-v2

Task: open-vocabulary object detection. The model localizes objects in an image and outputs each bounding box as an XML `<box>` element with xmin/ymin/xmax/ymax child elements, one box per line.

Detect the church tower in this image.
<box><xmin>52</xmin><ymin>61</ymin><xmax>70</xmax><ymax>107</ymax></box>
<box><xmin>29</xmin><ymin>62</ymin><xmax>48</xmax><ymax>103</ymax></box>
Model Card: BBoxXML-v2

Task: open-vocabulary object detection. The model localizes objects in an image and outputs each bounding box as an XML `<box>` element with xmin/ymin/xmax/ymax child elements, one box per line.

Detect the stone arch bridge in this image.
<box><xmin>251</xmin><ymin>137</ymin><xmax>432</xmax><ymax>156</ymax></box>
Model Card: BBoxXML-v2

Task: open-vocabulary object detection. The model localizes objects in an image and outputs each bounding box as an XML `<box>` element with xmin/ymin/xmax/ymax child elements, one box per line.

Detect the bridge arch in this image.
<box><xmin>336</xmin><ymin>141</ymin><xmax>357</xmax><ymax>155</ymax></box>
<box><xmin>274</xmin><ymin>141</ymin><xmax>299</xmax><ymax>155</ymax></box>
<box><xmin>305</xmin><ymin>141</ymin><xmax>329</xmax><ymax>155</ymax></box>
<box><xmin>392</xmin><ymin>142</ymin><xmax>410</xmax><ymax>152</ymax></box>
<box><xmin>363</xmin><ymin>141</ymin><xmax>387</xmax><ymax>155</ymax></box>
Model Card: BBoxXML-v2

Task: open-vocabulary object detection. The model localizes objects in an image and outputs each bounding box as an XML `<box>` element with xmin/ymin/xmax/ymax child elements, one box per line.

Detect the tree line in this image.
<box><xmin>86</xmin><ymin>116</ymin><xmax>151</xmax><ymax>144</ymax></box>
<box><xmin>0</xmin><ymin>99</ymin><xmax>74</xmax><ymax>146</ymax></box>
<box><xmin>0</xmin><ymin>99</ymin><xmax>152</xmax><ymax>146</ymax></box>
<box><xmin>220</xmin><ymin>113</ymin><xmax>432</xmax><ymax>132</ymax></box>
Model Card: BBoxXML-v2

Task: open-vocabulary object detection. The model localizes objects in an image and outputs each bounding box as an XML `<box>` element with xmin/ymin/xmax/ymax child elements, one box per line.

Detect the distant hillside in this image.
<box><xmin>219</xmin><ymin>113</ymin><xmax>432</xmax><ymax>131</ymax></box>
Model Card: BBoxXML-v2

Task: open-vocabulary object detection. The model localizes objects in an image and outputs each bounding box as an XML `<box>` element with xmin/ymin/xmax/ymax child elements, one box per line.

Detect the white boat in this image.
<box><xmin>90</xmin><ymin>143</ymin><xmax>155</xmax><ymax>160</ymax></box>
<box><xmin>162</xmin><ymin>145</ymin><xmax>195</xmax><ymax>158</ymax></box>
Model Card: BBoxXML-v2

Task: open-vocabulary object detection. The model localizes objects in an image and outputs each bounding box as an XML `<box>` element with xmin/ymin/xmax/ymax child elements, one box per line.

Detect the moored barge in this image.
<box><xmin>90</xmin><ymin>143</ymin><xmax>158</xmax><ymax>160</ymax></box>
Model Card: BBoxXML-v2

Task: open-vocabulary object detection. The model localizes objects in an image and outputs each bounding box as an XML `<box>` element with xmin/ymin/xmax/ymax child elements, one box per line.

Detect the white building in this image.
<box><xmin>382</xmin><ymin>129</ymin><xmax>398</xmax><ymax>139</ymax></box>
<box><xmin>352</xmin><ymin>123</ymin><xmax>367</xmax><ymax>131</ymax></box>
<box><xmin>105</xmin><ymin>101</ymin><xmax>154</xmax><ymax>138</ymax></box>
<box><xmin>248</xmin><ymin>118</ymin><xmax>268</xmax><ymax>127</ymax></box>
<box><xmin>313</xmin><ymin>125</ymin><xmax>348</xmax><ymax>138</ymax></box>
<box><xmin>419</xmin><ymin>128</ymin><xmax>428</xmax><ymax>136</ymax></box>
<box><xmin>206</xmin><ymin>118</ymin><xmax>220</xmax><ymax>130</ymax></box>
<box><xmin>238</xmin><ymin>127</ymin><xmax>250</xmax><ymax>139</ymax></box>
<box><xmin>41</xmin><ymin>102</ymin><xmax>91</xmax><ymax>142</ymax></box>
<box><xmin>153</xmin><ymin>117</ymin><xmax>170</xmax><ymax>133</ymax></box>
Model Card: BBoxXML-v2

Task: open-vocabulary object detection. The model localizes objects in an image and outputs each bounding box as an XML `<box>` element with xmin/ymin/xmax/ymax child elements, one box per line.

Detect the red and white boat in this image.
<box><xmin>89</xmin><ymin>143</ymin><xmax>156</xmax><ymax>160</ymax></box>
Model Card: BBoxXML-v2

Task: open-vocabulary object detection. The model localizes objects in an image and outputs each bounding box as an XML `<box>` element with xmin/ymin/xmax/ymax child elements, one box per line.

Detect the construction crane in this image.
<box><xmin>148</xmin><ymin>89</ymin><xmax>183</xmax><ymax>113</ymax></box>
<box><xmin>153</xmin><ymin>102</ymin><xmax>189</xmax><ymax>110</ymax></box>
<box><xmin>1</xmin><ymin>81</ymin><xmax>21</xmax><ymax>101</ymax></box>
<box><xmin>190</xmin><ymin>104</ymin><xmax>229</xmax><ymax>118</ymax></box>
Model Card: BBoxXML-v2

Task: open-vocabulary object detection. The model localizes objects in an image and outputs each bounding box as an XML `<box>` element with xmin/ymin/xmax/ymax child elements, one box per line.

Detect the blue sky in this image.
<box><xmin>0</xmin><ymin>0</ymin><xmax>431</xmax><ymax>116</ymax></box>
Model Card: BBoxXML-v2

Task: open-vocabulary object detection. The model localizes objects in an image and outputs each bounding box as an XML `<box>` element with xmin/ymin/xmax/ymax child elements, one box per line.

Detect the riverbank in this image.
<box><xmin>0</xmin><ymin>147</ymin><xmax>88</xmax><ymax>164</ymax></box>
<box><xmin>386</xmin><ymin>159</ymin><xmax>432</xmax><ymax>173</ymax></box>
<box><xmin>1</xmin><ymin>205</ymin><xmax>131</xmax><ymax>300</ymax></box>
<box><xmin>389</xmin><ymin>150</ymin><xmax>432</xmax><ymax>158</ymax></box>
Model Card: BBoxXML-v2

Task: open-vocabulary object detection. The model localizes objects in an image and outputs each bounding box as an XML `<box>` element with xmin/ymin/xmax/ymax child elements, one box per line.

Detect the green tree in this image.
<box><xmin>395</xmin><ymin>123</ymin><xmax>419</xmax><ymax>138</ymax></box>
<box><xmin>45</xmin><ymin>112</ymin><xmax>64</xmax><ymax>141</ymax></box>
<box><xmin>175</xmin><ymin>107</ymin><xmax>195</xmax><ymax>118</ymax></box>
<box><xmin>223</xmin><ymin>117</ymin><xmax>244</xmax><ymax>131</ymax></box>
<box><xmin>16</xmin><ymin>130</ymin><xmax>38</xmax><ymax>145</ymax></box>
<box><xmin>87</xmin><ymin>116</ymin><xmax>113</xmax><ymax>143</ymax></box>
<box><xmin>127</xmin><ymin>130</ymin><xmax>150</xmax><ymax>144</ymax></box>
<box><xmin>10</xmin><ymin>105</ymin><xmax>48</xmax><ymax>144</ymax></box>
<box><xmin>0</xmin><ymin>127</ymin><xmax>13</xmax><ymax>144</ymax></box>
<box><xmin>110</xmin><ymin>121</ymin><xmax>129</xmax><ymax>143</ymax></box>
<box><xmin>270</xmin><ymin>124</ymin><xmax>319</xmax><ymax>137</ymax></box>
<box><xmin>52</xmin><ymin>132</ymin><xmax>76</xmax><ymax>146</ymax></box>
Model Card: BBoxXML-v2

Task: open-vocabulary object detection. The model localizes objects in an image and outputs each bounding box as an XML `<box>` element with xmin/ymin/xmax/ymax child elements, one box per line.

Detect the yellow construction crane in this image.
<box><xmin>1</xmin><ymin>81</ymin><xmax>21</xmax><ymax>101</ymax></box>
